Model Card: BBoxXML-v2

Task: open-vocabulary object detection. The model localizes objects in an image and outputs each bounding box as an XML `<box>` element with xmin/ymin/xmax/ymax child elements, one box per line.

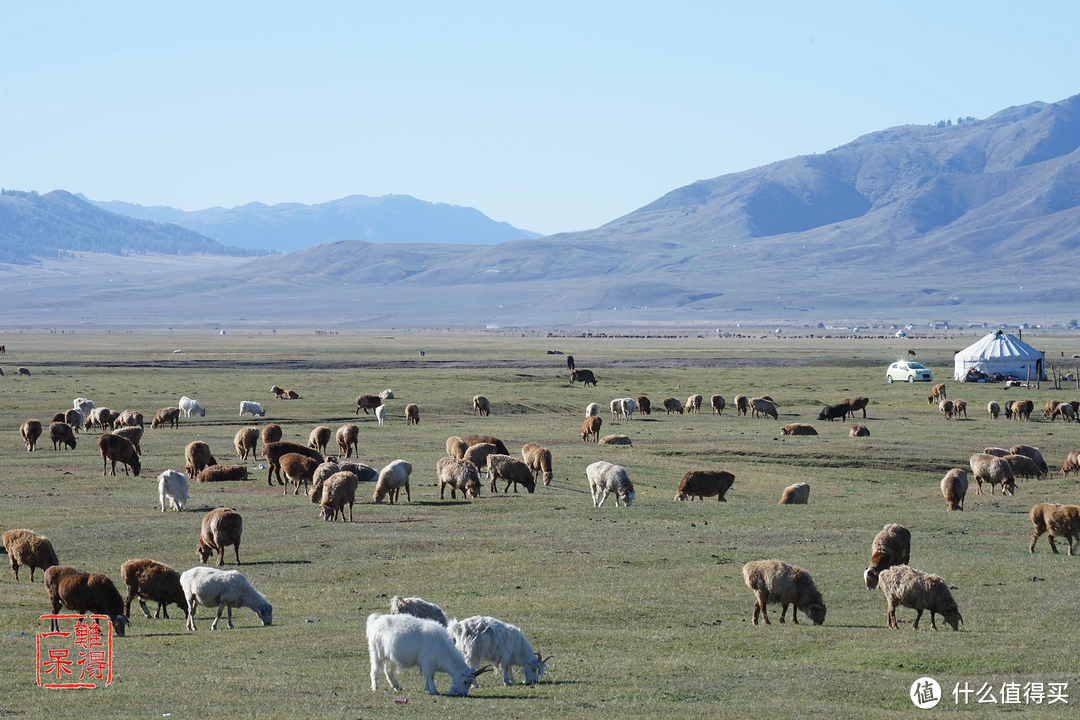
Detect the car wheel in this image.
<box><xmin>887</xmin><ymin>376</ymin><xmax>894</xmax><ymax>383</ymax></box>
<box><xmin>907</xmin><ymin>375</ymin><xmax>915</xmax><ymax>383</ymax></box>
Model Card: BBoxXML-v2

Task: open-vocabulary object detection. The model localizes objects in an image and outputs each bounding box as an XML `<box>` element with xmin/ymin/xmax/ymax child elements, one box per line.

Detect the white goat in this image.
<box><xmin>366</xmin><ymin>612</ymin><xmax>491</xmax><ymax>696</ymax></box>
<box><xmin>157</xmin><ymin>469</ymin><xmax>189</xmax><ymax>512</ymax></box>
<box><xmin>375</xmin><ymin>404</ymin><xmax>387</xmax><ymax>426</ymax></box>
<box><xmin>620</xmin><ymin>397</ymin><xmax>637</xmax><ymax>420</ymax></box>
<box><xmin>73</xmin><ymin>397</ymin><xmax>96</xmax><ymax>419</ymax></box>
<box><xmin>179</xmin><ymin>396</ymin><xmax>206</xmax><ymax>418</ymax></box>
<box><xmin>239</xmin><ymin>400</ymin><xmax>265</xmax><ymax>417</ymax></box>
<box><xmin>586</xmin><ymin>460</ymin><xmax>635</xmax><ymax>507</ymax></box>
<box><xmin>180</xmin><ymin>566</ymin><xmax>272</xmax><ymax>631</ymax></box>
<box><xmin>448</xmin><ymin>615</ymin><xmax>548</xmax><ymax>686</ymax></box>
<box><xmin>585</xmin><ymin>403</ymin><xmax>599</xmax><ymax>418</ymax></box>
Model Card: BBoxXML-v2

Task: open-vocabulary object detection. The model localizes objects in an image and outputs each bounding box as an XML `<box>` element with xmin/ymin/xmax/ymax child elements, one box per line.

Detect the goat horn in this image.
<box><xmin>471</xmin><ymin>665</ymin><xmax>494</xmax><ymax>677</ymax></box>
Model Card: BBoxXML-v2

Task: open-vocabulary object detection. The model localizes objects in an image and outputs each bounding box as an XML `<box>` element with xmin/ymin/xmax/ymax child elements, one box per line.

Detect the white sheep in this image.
<box><xmin>390</xmin><ymin>595</ymin><xmax>449</xmax><ymax>626</ymax></box>
<box><xmin>158</xmin><ymin>469</ymin><xmax>189</xmax><ymax>512</ymax></box>
<box><xmin>375</xmin><ymin>404</ymin><xmax>387</xmax><ymax>426</ymax></box>
<box><xmin>585</xmin><ymin>460</ymin><xmax>635</xmax><ymax>507</ymax></box>
<box><xmin>742</xmin><ymin>559</ymin><xmax>826</xmax><ymax>626</ymax></box>
<box><xmin>877</xmin><ymin>565</ymin><xmax>963</xmax><ymax>631</ymax></box>
<box><xmin>585</xmin><ymin>403</ymin><xmax>599</xmax><ymax>418</ymax></box>
<box><xmin>609</xmin><ymin>398</ymin><xmax>622</xmax><ymax>421</ymax></box>
<box><xmin>73</xmin><ymin>397</ymin><xmax>95</xmax><ymax>419</ymax></box>
<box><xmin>180</xmin><ymin>566</ymin><xmax>273</xmax><ymax>631</ymax></box>
<box><xmin>374</xmin><ymin>460</ymin><xmax>412</xmax><ymax>503</ymax></box>
<box><xmin>239</xmin><ymin>400</ymin><xmax>265</xmax><ymax>417</ymax></box>
<box><xmin>448</xmin><ymin>615</ymin><xmax>548</xmax><ymax>686</ymax></box>
<box><xmin>620</xmin><ymin>396</ymin><xmax>637</xmax><ymax>420</ymax></box>
<box><xmin>179</xmin><ymin>395</ymin><xmax>206</xmax><ymax>418</ymax></box>
<box><xmin>366</xmin><ymin>612</ymin><xmax>491</xmax><ymax>696</ymax></box>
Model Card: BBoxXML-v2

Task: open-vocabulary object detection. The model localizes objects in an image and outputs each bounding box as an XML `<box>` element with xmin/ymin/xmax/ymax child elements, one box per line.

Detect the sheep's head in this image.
<box><xmin>257</xmin><ymin>602</ymin><xmax>273</xmax><ymax>626</ymax></box>
<box><xmin>675</xmin><ymin>491</ymin><xmax>689</xmax><ymax>501</ymax></box>
<box><xmin>523</xmin><ymin>653</ymin><xmax>549</xmax><ymax>685</ymax></box>
<box><xmin>805</xmin><ymin>603</ymin><xmax>827</xmax><ymax>626</ymax></box>
<box><xmin>942</xmin><ymin>608</ymin><xmax>963</xmax><ymax>631</ymax></box>
<box><xmin>465</xmin><ymin>479</ymin><xmax>481</xmax><ymax>498</ymax></box>
<box><xmin>196</xmin><ymin>540</ymin><xmax>213</xmax><ymax>564</ymax></box>
<box><xmin>373</xmin><ymin>488</ymin><xmax>385</xmax><ymax>504</ymax></box>
<box><xmin>111</xmin><ymin>614</ymin><xmax>128</xmax><ymax>638</ymax></box>
<box><xmin>863</xmin><ymin>567</ymin><xmax>879</xmax><ymax>589</ymax></box>
<box><xmin>542</xmin><ymin>471</ymin><xmax>553</xmax><ymax>486</ymax></box>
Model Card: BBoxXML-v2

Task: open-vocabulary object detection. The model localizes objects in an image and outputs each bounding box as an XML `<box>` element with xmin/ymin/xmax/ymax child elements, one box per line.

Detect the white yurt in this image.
<box><xmin>953</xmin><ymin>330</ymin><xmax>1046</xmax><ymax>381</ymax></box>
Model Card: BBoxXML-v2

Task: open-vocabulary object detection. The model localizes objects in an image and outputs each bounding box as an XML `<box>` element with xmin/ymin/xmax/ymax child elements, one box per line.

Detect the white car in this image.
<box><xmin>886</xmin><ymin>361</ymin><xmax>933</xmax><ymax>383</ymax></box>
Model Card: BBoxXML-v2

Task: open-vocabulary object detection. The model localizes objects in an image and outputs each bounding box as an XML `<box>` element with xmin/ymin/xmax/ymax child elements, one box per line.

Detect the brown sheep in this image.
<box><xmin>675</xmin><ymin>470</ymin><xmax>734</xmax><ymax>502</ymax></box>
<box><xmin>115</xmin><ymin>410</ymin><xmax>144</xmax><ymax>428</ymax></box>
<box><xmin>1053</xmin><ymin>403</ymin><xmax>1076</xmax><ymax>422</ymax></box>
<box><xmin>464</xmin><ymin>434</ymin><xmax>509</xmax><ymax>455</ymax></box>
<box><xmin>336</xmin><ymin>424</ymin><xmax>359</xmax><ymax>457</ymax></box>
<box><xmin>1012</xmin><ymin>399</ymin><xmax>1034</xmax><ymax>421</ymax></box>
<box><xmin>20</xmin><ymin>419</ymin><xmax>42</xmax><ymax>452</ymax></box>
<box><xmin>51</xmin><ymin>412</ymin><xmax>67</xmax><ymax>424</ymax></box>
<box><xmin>843</xmin><ymin>396</ymin><xmax>870</xmax><ymax>419</ymax></box>
<box><xmin>710</xmin><ymin>394</ymin><xmax>726</xmax><ymax>416</ymax></box>
<box><xmin>1003</xmin><ymin>454</ymin><xmax>1042</xmax><ymax>481</ymax></box>
<box><xmin>1029</xmin><ymin>503</ymin><xmax>1080</xmax><ymax>555</ymax></box>
<box><xmin>742</xmin><ymin>559</ymin><xmax>826</xmax><ymax>626</ymax></box>
<box><xmin>487</xmin><ymin>454</ymin><xmax>536</xmax><ymax>494</ymax></box>
<box><xmin>1061</xmin><ymin>450</ymin><xmax>1080</xmax><ymax>477</ymax></box>
<box><xmin>120</xmin><ymin>558</ymin><xmax>187</xmax><ymax>620</ymax></box>
<box><xmin>952</xmin><ymin>399</ymin><xmax>967</xmax><ymax>419</ymax></box>
<box><xmin>317</xmin><ymin>471</ymin><xmax>358</xmax><ymax>521</ymax></box>
<box><xmin>184</xmin><ymin>441</ymin><xmax>217</xmax><ymax>480</ymax></box>
<box><xmin>685</xmin><ymin>394</ymin><xmax>703</xmax><ymax>414</ymax></box>
<box><xmin>1043</xmin><ymin>400</ymin><xmax>1061</xmax><ymax>419</ymax></box>
<box><xmin>63</xmin><ymin>408</ymin><xmax>82</xmax><ymax>431</ymax></box>
<box><xmin>849</xmin><ymin>425</ymin><xmax>870</xmax><ymax>437</ymax></box>
<box><xmin>261</xmin><ymin>441</ymin><xmax>323</xmax><ymax>486</ymax></box>
<box><xmin>45</xmin><ymin>566</ymin><xmax>128</xmax><ymax>637</ymax></box>
<box><xmin>197</xmin><ymin>508</ymin><xmax>243</xmax><ymax>566</ymax></box>
<box><xmin>472</xmin><ymin>395</ymin><xmax>491</xmax><ymax>416</ymax></box>
<box><xmin>1010</xmin><ymin>444</ymin><xmax>1049</xmax><ymax>476</ymax></box>
<box><xmin>779</xmin><ymin>482</ymin><xmax>810</xmax><ymax>505</ymax></box>
<box><xmin>98</xmin><ymin>434</ymin><xmax>141</xmax><ymax>477</ymax></box>
<box><xmin>355</xmin><ymin>394</ymin><xmax>383</xmax><ymax>415</ymax></box>
<box><xmin>271</xmin><ymin>385</ymin><xmax>301</xmax><ymax>399</ymax></box>
<box><xmin>941</xmin><ymin>469</ymin><xmax>968</xmax><ymax>511</ymax></box>
<box><xmin>405</xmin><ymin>403</ymin><xmax>420</xmax><ymax>425</ymax></box>
<box><xmin>636</xmin><ymin>395</ymin><xmax>652</xmax><ymax>415</ymax></box>
<box><xmin>521</xmin><ymin>442</ymin><xmax>554</xmax><ymax>485</ymax></box>
<box><xmin>437</xmin><ymin>457</ymin><xmax>481</xmax><ymax>500</ymax></box>
<box><xmin>863</xmin><ymin>524</ymin><xmax>911</xmax><ymax>589</ymax></box>
<box><xmin>663</xmin><ymin>397</ymin><xmax>684</xmax><ymax>414</ymax></box>
<box><xmin>463</xmin><ymin>443</ymin><xmax>500</xmax><ymax>475</ymax></box>
<box><xmin>2</xmin><ymin>528</ymin><xmax>59</xmax><ymax>581</ymax></box>
<box><xmin>781</xmin><ymin>423</ymin><xmax>817</xmax><ymax>436</ymax></box>
<box><xmin>49</xmin><ymin>421</ymin><xmax>77</xmax><ymax>450</ymax></box>
<box><xmin>151</xmin><ymin>406</ymin><xmax>181</xmax><ymax>429</ymax></box>
<box><xmin>938</xmin><ymin>399</ymin><xmax>954</xmax><ymax>419</ymax></box>
<box><xmin>750</xmin><ymin>397</ymin><xmax>778</xmax><ymax>420</ymax></box>
<box><xmin>279</xmin><ymin>453</ymin><xmax>320</xmax><ymax>495</ymax></box>
<box><xmin>307</xmin><ymin>426</ymin><xmax>332</xmax><ymax>454</ymax></box>
<box><xmin>261</xmin><ymin>423</ymin><xmax>283</xmax><ymax>447</ymax></box>
<box><xmin>735</xmin><ymin>394</ymin><xmax>749</xmax><ymax>416</ymax></box>
<box><xmin>446</xmin><ymin>435</ymin><xmax>468</xmax><ymax>459</ymax></box>
<box><xmin>197</xmin><ymin>465</ymin><xmax>250</xmax><ymax>484</ymax></box>
<box><xmin>599</xmin><ymin>434</ymin><xmax>632</xmax><ymax>445</ymax></box>
<box><xmin>877</xmin><ymin>566</ymin><xmax>962</xmax><ymax>631</ymax></box>
<box><xmin>234</xmin><ymin>427</ymin><xmax>260</xmax><ymax>461</ymax></box>
<box><xmin>969</xmin><ymin>453</ymin><xmax>1016</xmax><ymax>495</ymax></box>
<box><xmin>927</xmin><ymin>383</ymin><xmax>946</xmax><ymax>404</ymax></box>
<box><xmin>581</xmin><ymin>416</ymin><xmax>602</xmax><ymax>443</ymax></box>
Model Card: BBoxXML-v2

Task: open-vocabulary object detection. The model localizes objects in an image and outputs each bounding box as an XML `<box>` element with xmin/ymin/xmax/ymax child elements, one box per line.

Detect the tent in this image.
<box><xmin>953</xmin><ymin>331</ymin><xmax>1046</xmax><ymax>381</ymax></box>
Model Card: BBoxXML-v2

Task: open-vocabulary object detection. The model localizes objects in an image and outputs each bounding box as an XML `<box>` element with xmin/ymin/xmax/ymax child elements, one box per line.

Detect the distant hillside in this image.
<box><xmin>0</xmin><ymin>190</ymin><xmax>263</xmax><ymax>264</ymax></box>
<box><xmin>81</xmin><ymin>193</ymin><xmax>542</xmax><ymax>252</ymax></box>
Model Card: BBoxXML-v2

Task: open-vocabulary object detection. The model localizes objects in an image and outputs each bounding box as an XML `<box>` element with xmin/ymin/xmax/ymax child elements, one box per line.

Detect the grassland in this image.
<box><xmin>1</xmin><ymin>330</ymin><xmax>1079</xmax><ymax>718</ymax></box>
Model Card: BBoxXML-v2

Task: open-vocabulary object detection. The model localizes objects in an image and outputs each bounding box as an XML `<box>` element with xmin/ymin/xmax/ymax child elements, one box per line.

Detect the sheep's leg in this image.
<box><xmin>210</xmin><ymin>603</ymin><xmax>225</xmax><ymax>631</ymax></box>
<box><xmin>186</xmin><ymin>599</ymin><xmax>198</xmax><ymax>631</ymax></box>
<box><xmin>502</xmin><ymin>664</ymin><xmax>514</xmax><ymax>686</ymax></box>
<box><xmin>1049</xmin><ymin>535</ymin><xmax>1059</xmax><ymax>554</ymax></box>
<box><xmin>139</xmin><ymin>599</ymin><xmax>153</xmax><ymax>620</ymax></box>
<box><xmin>383</xmin><ymin>661</ymin><xmax>402</xmax><ymax>691</ymax></box>
<box><xmin>913</xmin><ymin>609</ymin><xmax>923</xmax><ymax>630</ymax></box>
<box><xmin>791</xmin><ymin>606</ymin><xmax>800</xmax><ymax>624</ymax></box>
<box><xmin>233</xmin><ymin>541</ymin><xmax>241</xmax><ymax>565</ymax></box>
<box><xmin>422</xmin><ymin>665</ymin><xmax>439</xmax><ymax>695</ymax></box>
<box><xmin>404</xmin><ymin>484</ymin><xmax>411</xmax><ymax>503</ymax></box>
<box><xmin>597</xmin><ymin>490</ymin><xmax>609</xmax><ymax>508</ymax></box>
<box><xmin>347</xmin><ymin>501</ymin><xmax>354</xmax><ymax>523</ymax></box>
<box><xmin>929</xmin><ymin>611</ymin><xmax>938</xmax><ymax>630</ymax></box>
<box><xmin>886</xmin><ymin>601</ymin><xmax>897</xmax><ymax>629</ymax></box>
<box><xmin>779</xmin><ymin>604</ymin><xmax>788</xmax><ymax>624</ymax></box>
<box><xmin>159</xmin><ymin>602</ymin><xmax>170</xmax><ymax>620</ymax></box>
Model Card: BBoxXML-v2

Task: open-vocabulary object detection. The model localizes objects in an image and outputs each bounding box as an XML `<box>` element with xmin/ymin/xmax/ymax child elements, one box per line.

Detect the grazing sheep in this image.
<box><xmin>406</xmin><ymin>403</ymin><xmax>420</xmax><ymax>425</ymax></box>
<box><xmin>113</xmin><ymin>426</ymin><xmax>143</xmax><ymax>456</ymax></box>
<box><xmin>843</xmin><ymin>396</ymin><xmax>870</xmax><ymax>419</ymax></box>
<box><xmin>20</xmin><ymin>419</ymin><xmax>42</xmax><ymax>451</ymax></box>
<box><xmin>636</xmin><ymin>395</ymin><xmax>651</xmax><ymax>415</ymax></box>
<box><xmin>686</xmin><ymin>394</ymin><xmax>703</xmax><ymax>414</ymax></box>
<box><xmin>2</xmin><ymin>529</ymin><xmax>58</xmax><ymax>581</ymax></box>
<box><xmin>63</xmin><ymin>408</ymin><xmax>83</xmax><ymax>431</ymax></box>
<box><xmin>663</xmin><ymin>397</ymin><xmax>684</xmax><ymax>414</ymax></box>
<box><xmin>620</xmin><ymin>396</ymin><xmax>637</xmax><ymax>420</ymax></box>
<box><xmin>197</xmin><ymin>464</ymin><xmax>249</xmax><ymax>484</ymax></box>
<box><xmin>114</xmin><ymin>410</ymin><xmax>144</xmax><ymax>428</ymax></box>
<box><xmin>85</xmin><ymin>406</ymin><xmax>113</xmax><ymax>431</ymax></box>
<box><xmin>49</xmin><ymin>421</ymin><xmax>77</xmax><ymax>450</ymax></box>
<box><xmin>366</xmin><ymin>612</ymin><xmax>491</xmax><ymax>696</ymax></box>
<box><xmin>151</xmin><ymin>406</ymin><xmax>181</xmax><ymax>429</ymax></box>
<box><xmin>374</xmin><ymin>460</ymin><xmax>413</xmax><ymax>504</ymax></box>
<box><xmin>437</xmin><ymin>457</ymin><xmax>481</xmax><ymax>500</ymax></box>
<box><xmin>941</xmin><ymin>469</ymin><xmax>968</xmax><ymax>511</ymax></box>
<box><xmin>585</xmin><ymin>402</ymin><xmax>600</xmax><ymax>418</ymax></box>
<box><xmin>817</xmin><ymin>403</ymin><xmax>850</xmax><ymax>421</ymax></box>
<box><xmin>968</xmin><ymin>453</ymin><xmax>1016</xmax><ymax>495</ymax></box>
<box><xmin>521</xmin><ymin>442</ymin><xmax>554</xmax><ymax>485</ymax></box>
<box><xmin>262</xmin><ymin>441</ymin><xmax>323</xmax><ymax>486</ymax></box>
<box><xmin>448</xmin><ymin>615</ymin><xmax>547</xmax><ymax>687</ymax></box>
<box><xmin>472</xmin><ymin>395</ymin><xmax>491</xmax><ymax>416</ymax></box>
<box><xmin>464</xmin><ymin>434</ymin><xmax>509</xmax><ymax>455</ymax></box>
<box><xmin>120</xmin><ymin>558</ymin><xmax>187</xmax><ymax>620</ymax></box>
<box><xmin>239</xmin><ymin>400</ymin><xmax>265</xmax><ymax>417</ymax></box>
<box><xmin>355</xmin><ymin>394</ymin><xmax>383</xmax><ymax>415</ymax></box>
<box><xmin>1003</xmin><ymin>454</ymin><xmax>1042</xmax><ymax>481</ymax></box>
<box><xmin>336</xmin><ymin>424</ymin><xmax>360</xmax><ymax>457</ymax></box>
<box><xmin>178</xmin><ymin>396</ymin><xmax>205</xmax><ymax>418</ymax></box>
<box><xmin>1054</xmin><ymin>403</ymin><xmax>1076</xmax><ymax>422</ymax></box>
<box><xmin>446</xmin><ymin>436</ymin><xmax>468</xmax><ymax>459</ymax></box>
<box><xmin>375</xmin><ymin>404</ymin><xmax>388</xmax><ymax>426</ymax></box>
<box><xmin>781</xmin><ymin>423</ymin><xmax>817</xmax><ymax>436</ymax></box>
<box><xmin>568</xmin><ymin>369</ymin><xmax>597</xmax><ymax>386</ymax></box>
<box><xmin>675</xmin><ymin>469</ymin><xmax>734</xmax><ymax>502</ymax></box>
<box><xmin>261</xmin><ymin>423</ymin><xmax>283</xmax><ymax>447</ymax></box>
<box><xmin>463</xmin><ymin>443</ymin><xmax>499</xmax><ymax>476</ymax></box>
<box><xmin>735</xmin><ymin>394</ymin><xmax>749</xmax><ymax>416</ymax></box>
<box><xmin>585</xmin><ymin>460</ymin><xmax>634</xmax><ymax>507</ymax></box>
<box><xmin>750</xmin><ymin>397</ymin><xmax>778</xmax><ymax>420</ymax></box>
<box><xmin>184</xmin><ymin>441</ymin><xmax>217</xmax><ymax>480</ymax></box>
<box><xmin>938</xmin><ymin>399</ymin><xmax>954</xmax><ymax>419</ymax></box>
<box><xmin>850</xmin><ymin>425</ymin><xmax>870</xmax><ymax>437</ymax></box>
<box><xmin>877</xmin><ymin>565</ymin><xmax>962</xmax><ymax>631</ymax></box>
<box><xmin>45</xmin><ymin>566</ymin><xmax>128</xmax><ymax>637</ymax></box>
<box><xmin>180</xmin><ymin>566</ymin><xmax>272</xmax><ymax>631</ymax></box>
<box><xmin>1029</xmin><ymin>503</ymin><xmax>1080</xmax><ymax>555</ymax></box>
<box><xmin>390</xmin><ymin>596</ymin><xmax>449</xmax><ymax>626</ymax></box>
<box><xmin>17</xmin><ymin>366</ymin><xmax>29</xmax><ymax>376</ymax></box>
<box><xmin>580</xmin><ymin>416</ymin><xmax>602</xmax><ymax>443</ymax></box>
<box><xmin>742</xmin><ymin>559</ymin><xmax>826</xmax><ymax>626</ymax></box>
<box><xmin>487</xmin><ymin>454</ymin><xmax>536</xmax><ymax>494</ymax></box>
<box><xmin>50</xmin><ymin>411</ymin><xmax>66</xmax><ymax>425</ymax></box>
<box><xmin>927</xmin><ymin>384</ymin><xmax>947</xmax><ymax>404</ymax></box>
<box><xmin>158</xmin><ymin>469</ymin><xmax>189</xmax><ymax>512</ymax></box>
<box><xmin>1004</xmin><ymin>400</ymin><xmax>1015</xmax><ymax>419</ymax></box>
<box><xmin>1061</xmin><ymin>450</ymin><xmax>1080</xmax><ymax>477</ymax></box>
<box><xmin>952</xmin><ymin>399</ymin><xmax>968</xmax><ymax>419</ymax></box>
<box><xmin>863</xmin><ymin>524</ymin><xmax>911</xmax><ymax>589</ymax></box>
<box><xmin>234</xmin><ymin>427</ymin><xmax>260</xmax><ymax>461</ymax></box>
<box><xmin>98</xmin><ymin>434</ymin><xmax>141</xmax><ymax>477</ymax></box>
<box><xmin>197</xmin><ymin>507</ymin><xmax>243</xmax><ymax>566</ymax></box>
<box><xmin>1043</xmin><ymin>400</ymin><xmax>1061</xmax><ymax>419</ymax></box>
<box><xmin>779</xmin><ymin>482</ymin><xmax>810</xmax><ymax>505</ymax></box>
<box><xmin>308</xmin><ymin>426</ymin><xmax>332</xmax><ymax>453</ymax></box>
<box><xmin>711</xmin><ymin>394</ymin><xmax>726</xmax><ymax>416</ymax></box>
<box><xmin>987</xmin><ymin>400</ymin><xmax>1000</xmax><ymax>419</ymax></box>
<box><xmin>318</xmin><ymin>471</ymin><xmax>359</xmax><ymax>521</ymax></box>
<box><xmin>1012</xmin><ymin>399</ymin><xmax>1034</xmax><ymax>421</ymax></box>
<box><xmin>280</xmin><ymin>453</ymin><xmax>321</xmax><ymax>495</ymax></box>
<box><xmin>599</xmin><ymin>434</ymin><xmax>632</xmax><ymax>445</ymax></box>
<box><xmin>983</xmin><ymin>447</ymin><xmax>1010</xmax><ymax>457</ymax></box>
<box><xmin>1010</xmin><ymin>444</ymin><xmax>1049</xmax><ymax>476</ymax></box>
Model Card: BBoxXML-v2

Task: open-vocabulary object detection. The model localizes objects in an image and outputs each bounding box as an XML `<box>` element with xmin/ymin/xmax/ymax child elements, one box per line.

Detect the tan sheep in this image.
<box><xmin>98</xmin><ymin>434</ymin><xmax>141</xmax><ymax>476</ymax></box>
<box><xmin>710</xmin><ymin>394</ymin><xmax>726</xmax><ymax>416</ymax></box>
<box><xmin>983</xmin><ymin>447</ymin><xmax>1010</xmax><ymax>457</ymax></box>
<box><xmin>464</xmin><ymin>443</ymin><xmax>499</xmax><ymax>476</ymax></box>
<box><xmin>151</xmin><ymin>406</ymin><xmax>181</xmax><ymax>429</ymax></box>
<box><xmin>113</xmin><ymin>426</ymin><xmax>143</xmax><ymax>456</ymax></box>
<box><xmin>120</xmin><ymin>558</ymin><xmax>187</xmax><ymax>620</ymax></box>
<box><xmin>781</xmin><ymin>423</ymin><xmax>817</xmax><ymax>436</ymax></box>
<box><xmin>742</xmin><ymin>559</ymin><xmax>826</xmax><ymax>626</ymax></box>
<box><xmin>446</xmin><ymin>435</ymin><xmax>469</xmax><ymax>459</ymax></box>
<box><xmin>779</xmin><ymin>482</ymin><xmax>810</xmax><ymax>505</ymax></box>
<box><xmin>1012</xmin><ymin>399</ymin><xmax>1034</xmax><ymax>421</ymax></box>
<box><xmin>952</xmin><ymin>399</ymin><xmax>967</xmax><ymax>419</ymax></box>
<box><xmin>685</xmin><ymin>394</ymin><xmax>703</xmax><ymax>414</ymax></box>
<box><xmin>521</xmin><ymin>442</ymin><xmax>553</xmax><ymax>485</ymax></box>
<box><xmin>472</xmin><ymin>395</ymin><xmax>491</xmax><ymax>416</ymax></box>
<box><xmin>197</xmin><ymin>508</ymin><xmax>243</xmax><ymax>566</ymax></box>
<box><xmin>437</xmin><ymin>457</ymin><xmax>481</xmax><ymax>500</ymax></box>
<box><xmin>373</xmin><ymin>460</ymin><xmax>412</xmax><ymax>504</ymax></box>
<box><xmin>197</xmin><ymin>465</ymin><xmax>250</xmax><ymax>483</ymax></box>
<box><xmin>307</xmin><ymin>426</ymin><xmax>332</xmax><ymax>454</ymax></box>
<box><xmin>280</xmin><ymin>453</ymin><xmax>321</xmax><ymax>495</ymax></box>
<box><xmin>2</xmin><ymin>528</ymin><xmax>59</xmax><ymax>581</ymax></box>
<box><xmin>843</xmin><ymin>396</ymin><xmax>870</xmax><ymax>419</ymax></box>
<box><xmin>580</xmin><ymin>416</ymin><xmax>601</xmax><ymax>443</ymax></box>
<box><xmin>1009</xmin><ymin>444</ymin><xmax>1048</xmax><ymax>476</ymax></box>
<box><xmin>877</xmin><ymin>565</ymin><xmax>962</xmax><ymax>631</ymax></box>
<box><xmin>336</xmin><ymin>424</ymin><xmax>359</xmax><ymax>457</ymax></box>
<box><xmin>184</xmin><ymin>441</ymin><xmax>217</xmax><ymax>480</ymax></box>
<box><xmin>863</xmin><ymin>524</ymin><xmax>911</xmax><ymax>589</ymax></box>
<box><xmin>261</xmin><ymin>441</ymin><xmax>323</xmax><ymax>486</ymax></box>
<box><xmin>49</xmin><ymin>421</ymin><xmax>77</xmax><ymax>450</ymax></box>
<box><xmin>234</xmin><ymin>427</ymin><xmax>260</xmax><ymax>461</ymax></box>
<box><xmin>1061</xmin><ymin>450</ymin><xmax>1080</xmax><ymax>477</ymax></box>
<box><xmin>1003</xmin><ymin>454</ymin><xmax>1042</xmax><ymax>481</ymax></box>
<box><xmin>735</xmin><ymin>394</ymin><xmax>749</xmax><ymax>416</ymax></box>
<box><xmin>938</xmin><ymin>399</ymin><xmax>954</xmax><ymax>419</ymax></box>
<box><xmin>1043</xmin><ymin>400</ymin><xmax>1061</xmax><ymax>419</ymax></box>
<box><xmin>750</xmin><ymin>397</ymin><xmax>778</xmax><ymax>420</ymax></box>
<box><xmin>272</xmin><ymin>385</ymin><xmax>301</xmax><ymax>399</ymax></box>
<box><xmin>927</xmin><ymin>383</ymin><xmax>946</xmax><ymax>404</ymax></box>
<box><xmin>849</xmin><ymin>425</ymin><xmax>870</xmax><ymax>437</ymax></box>
<box><xmin>487</xmin><ymin>454</ymin><xmax>536</xmax><ymax>494</ymax></box>
<box><xmin>1029</xmin><ymin>503</ymin><xmax>1080</xmax><ymax>555</ymax></box>
<box><xmin>85</xmin><ymin>406</ymin><xmax>113</xmax><ymax>431</ymax></box>
<box><xmin>941</xmin><ymin>469</ymin><xmax>968</xmax><ymax>511</ymax></box>
<box><xmin>987</xmin><ymin>400</ymin><xmax>1000</xmax><ymax>419</ymax></box>
<box><xmin>115</xmin><ymin>410</ymin><xmax>144</xmax><ymax>428</ymax></box>
<box><xmin>405</xmin><ymin>403</ymin><xmax>420</xmax><ymax>426</ymax></box>
<box><xmin>599</xmin><ymin>434</ymin><xmax>632</xmax><ymax>445</ymax></box>
<box><xmin>968</xmin><ymin>453</ymin><xmax>1016</xmax><ymax>495</ymax></box>
<box><xmin>261</xmin><ymin>423</ymin><xmax>283</xmax><ymax>447</ymax></box>
<box><xmin>318</xmin><ymin>471</ymin><xmax>358</xmax><ymax>521</ymax></box>
<box><xmin>20</xmin><ymin>419</ymin><xmax>42</xmax><ymax>452</ymax></box>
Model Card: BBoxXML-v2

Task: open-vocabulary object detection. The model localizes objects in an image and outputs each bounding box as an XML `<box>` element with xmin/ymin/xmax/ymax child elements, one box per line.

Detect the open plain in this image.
<box><xmin>1</xmin><ymin>329</ymin><xmax>1079</xmax><ymax>718</ymax></box>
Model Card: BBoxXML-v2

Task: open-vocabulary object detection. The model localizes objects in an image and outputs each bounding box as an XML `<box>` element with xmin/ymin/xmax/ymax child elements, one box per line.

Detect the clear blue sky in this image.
<box><xmin>2</xmin><ymin>2</ymin><xmax>1077</xmax><ymax>236</ymax></box>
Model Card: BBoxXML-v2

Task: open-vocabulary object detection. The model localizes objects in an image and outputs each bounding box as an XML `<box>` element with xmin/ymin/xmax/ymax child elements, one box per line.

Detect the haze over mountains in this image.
<box><xmin>2</xmin><ymin>93</ymin><xmax>1079</xmax><ymax>327</ymax></box>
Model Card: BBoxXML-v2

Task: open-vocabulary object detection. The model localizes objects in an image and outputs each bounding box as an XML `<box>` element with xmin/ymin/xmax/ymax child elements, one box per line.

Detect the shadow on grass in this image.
<box><xmin>236</xmin><ymin>559</ymin><xmax>313</xmax><ymax>566</ymax></box>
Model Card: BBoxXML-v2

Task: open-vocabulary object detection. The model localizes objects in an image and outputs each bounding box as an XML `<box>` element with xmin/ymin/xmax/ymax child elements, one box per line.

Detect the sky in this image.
<box><xmin>2</xmin><ymin>2</ymin><xmax>1078</xmax><ymax>236</ymax></box>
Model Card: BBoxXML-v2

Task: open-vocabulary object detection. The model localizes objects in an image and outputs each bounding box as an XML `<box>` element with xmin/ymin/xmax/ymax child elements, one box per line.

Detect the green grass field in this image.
<box><xmin>1</xmin><ymin>330</ymin><xmax>1078</xmax><ymax>718</ymax></box>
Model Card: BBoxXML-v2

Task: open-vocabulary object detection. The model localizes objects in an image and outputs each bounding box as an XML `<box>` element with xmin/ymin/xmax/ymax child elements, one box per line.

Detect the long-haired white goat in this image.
<box><xmin>448</xmin><ymin>615</ymin><xmax>548</xmax><ymax>686</ymax></box>
<box><xmin>366</xmin><ymin>612</ymin><xmax>491</xmax><ymax>696</ymax></box>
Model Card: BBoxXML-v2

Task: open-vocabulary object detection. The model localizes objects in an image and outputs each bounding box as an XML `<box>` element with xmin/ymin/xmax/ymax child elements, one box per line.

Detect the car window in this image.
<box><xmin>907</xmin><ymin>362</ymin><xmax>925</xmax><ymax>369</ymax></box>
